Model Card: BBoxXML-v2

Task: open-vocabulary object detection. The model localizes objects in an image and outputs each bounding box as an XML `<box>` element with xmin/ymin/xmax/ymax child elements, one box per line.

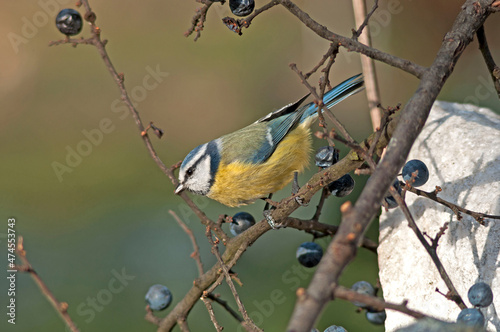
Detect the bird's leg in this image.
<box><xmin>292</xmin><ymin>172</ymin><xmax>308</xmax><ymax>206</ymax></box>
<box><xmin>263</xmin><ymin>193</ymin><xmax>273</xmax><ymax>211</ymax></box>
<box><xmin>262</xmin><ymin>193</ymin><xmax>282</xmax><ymax>229</ymax></box>
<box><xmin>263</xmin><ymin>210</ymin><xmax>279</xmax><ymax>229</ymax></box>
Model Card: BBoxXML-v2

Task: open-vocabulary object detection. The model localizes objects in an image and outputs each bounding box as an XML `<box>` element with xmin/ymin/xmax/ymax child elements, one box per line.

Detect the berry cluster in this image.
<box><xmin>351</xmin><ymin>281</ymin><xmax>386</xmax><ymax>326</ymax></box>
<box><xmin>383</xmin><ymin>159</ymin><xmax>429</xmax><ymax>209</ymax></box>
<box><xmin>457</xmin><ymin>282</ymin><xmax>493</xmax><ymax>327</ymax></box>
<box><xmin>315</xmin><ymin>146</ymin><xmax>355</xmax><ymax>198</ymax></box>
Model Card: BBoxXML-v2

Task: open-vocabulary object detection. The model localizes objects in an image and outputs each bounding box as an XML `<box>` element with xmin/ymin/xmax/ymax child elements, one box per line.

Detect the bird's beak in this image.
<box><xmin>175</xmin><ymin>183</ymin><xmax>185</xmax><ymax>195</ymax></box>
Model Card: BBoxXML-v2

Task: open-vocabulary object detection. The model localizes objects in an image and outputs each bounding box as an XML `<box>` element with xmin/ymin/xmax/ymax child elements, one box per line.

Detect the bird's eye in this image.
<box><xmin>186</xmin><ymin>167</ymin><xmax>194</xmax><ymax>177</ymax></box>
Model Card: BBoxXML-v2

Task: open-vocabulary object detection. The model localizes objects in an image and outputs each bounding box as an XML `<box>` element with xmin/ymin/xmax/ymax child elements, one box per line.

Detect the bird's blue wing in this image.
<box><xmin>236</xmin><ymin>74</ymin><xmax>364</xmax><ymax>164</ymax></box>
<box><xmin>299</xmin><ymin>74</ymin><xmax>364</xmax><ymax>123</ymax></box>
<box><xmin>255</xmin><ymin>94</ymin><xmax>310</xmax><ymax>124</ymax></box>
<box><xmin>248</xmin><ymin>95</ymin><xmax>310</xmax><ymax>164</ymax></box>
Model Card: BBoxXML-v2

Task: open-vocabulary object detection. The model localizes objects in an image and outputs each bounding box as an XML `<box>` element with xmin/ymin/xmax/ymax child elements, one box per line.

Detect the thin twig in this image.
<box><xmin>283</xmin><ymin>217</ymin><xmax>378</xmax><ymax>253</ymax></box>
<box><xmin>144</xmin><ymin>307</ymin><xmax>161</xmax><ymax>326</ymax></box>
<box><xmin>277</xmin><ymin>0</ymin><xmax>427</xmax><ymax>79</ymax></box>
<box><xmin>289</xmin><ymin>63</ymin><xmax>357</xmax><ymax>144</ymax></box>
<box><xmin>185</xmin><ymin>0</ymin><xmax>214</xmax><ymax>41</ymax></box>
<box><xmin>305</xmin><ymin>43</ymin><xmax>338</xmax><ymax>80</ymax></box>
<box><xmin>206</xmin><ymin>227</ymin><xmax>263</xmax><ymax>332</ymax></box>
<box><xmin>425</xmin><ymin>222</ymin><xmax>450</xmax><ymax>250</ymax></box>
<box><xmin>476</xmin><ymin>25</ymin><xmax>500</xmax><ymax>98</ymax></box>
<box><xmin>201</xmin><ymin>296</ymin><xmax>224</xmax><ymax>331</ymax></box>
<box><xmin>388</xmin><ymin>186</ymin><xmax>467</xmax><ymax>309</ymax></box>
<box><xmin>312</xmin><ymin>187</ymin><xmax>330</xmax><ymax>221</ymax></box>
<box><xmin>333</xmin><ymin>286</ymin><xmax>427</xmax><ymax>319</ymax></box>
<box><xmin>48</xmin><ymin>36</ymin><xmax>96</xmax><ymax>47</ymax></box>
<box><xmin>223</xmin><ymin>1</ymin><xmax>280</xmax><ymax>35</ymax></box>
<box><xmin>405</xmin><ymin>185</ymin><xmax>500</xmax><ymax>224</ymax></box>
<box><xmin>319</xmin><ymin>47</ymin><xmax>339</xmax><ymax>96</ymax></box>
<box><xmin>206</xmin><ymin>293</ymin><xmax>244</xmax><ymax>322</ymax></box>
<box><xmin>352</xmin><ymin>0</ymin><xmax>379</xmax><ymax>39</ymax></box>
<box><xmin>367</xmin><ymin>105</ymin><xmax>397</xmax><ymax>158</ymax></box>
<box><xmin>16</xmin><ymin>237</ymin><xmax>79</xmax><ymax>332</ymax></box>
<box><xmin>169</xmin><ymin>210</ymin><xmax>204</xmax><ymax>276</ymax></box>
<box><xmin>239</xmin><ymin>0</ymin><xmax>279</xmax><ymax>29</ymax></box>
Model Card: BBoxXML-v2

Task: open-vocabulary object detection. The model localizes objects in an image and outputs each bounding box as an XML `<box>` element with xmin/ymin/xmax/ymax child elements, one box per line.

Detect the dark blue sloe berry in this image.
<box><xmin>56</xmin><ymin>9</ymin><xmax>83</xmax><ymax>36</ymax></box>
<box><xmin>351</xmin><ymin>281</ymin><xmax>376</xmax><ymax>308</ymax></box>
<box><xmin>383</xmin><ymin>180</ymin><xmax>402</xmax><ymax>209</ymax></box>
<box><xmin>145</xmin><ymin>284</ymin><xmax>172</xmax><ymax>311</ymax></box>
<box><xmin>366</xmin><ymin>310</ymin><xmax>386</xmax><ymax>325</ymax></box>
<box><xmin>296</xmin><ymin>242</ymin><xmax>323</xmax><ymax>268</ymax></box>
<box><xmin>229</xmin><ymin>0</ymin><xmax>255</xmax><ymax>17</ymax></box>
<box><xmin>315</xmin><ymin>146</ymin><xmax>339</xmax><ymax>168</ymax></box>
<box><xmin>323</xmin><ymin>326</ymin><xmax>348</xmax><ymax>332</ymax></box>
<box><xmin>457</xmin><ymin>308</ymin><xmax>485</xmax><ymax>327</ymax></box>
<box><xmin>468</xmin><ymin>282</ymin><xmax>493</xmax><ymax>307</ymax></box>
<box><xmin>328</xmin><ymin>174</ymin><xmax>355</xmax><ymax>197</ymax></box>
<box><xmin>402</xmin><ymin>159</ymin><xmax>429</xmax><ymax>187</ymax></box>
<box><xmin>230</xmin><ymin>212</ymin><xmax>255</xmax><ymax>236</ymax></box>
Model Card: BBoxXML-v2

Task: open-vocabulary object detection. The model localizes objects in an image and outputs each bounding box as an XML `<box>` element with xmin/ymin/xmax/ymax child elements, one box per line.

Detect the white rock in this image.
<box><xmin>378</xmin><ymin>101</ymin><xmax>500</xmax><ymax>331</ymax></box>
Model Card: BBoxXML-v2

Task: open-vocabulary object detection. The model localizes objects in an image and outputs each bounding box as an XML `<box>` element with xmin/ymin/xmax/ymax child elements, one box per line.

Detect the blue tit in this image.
<box><xmin>175</xmin><ymin>74</ymin><xmax>364</xmax><ymax>207</ymax></box>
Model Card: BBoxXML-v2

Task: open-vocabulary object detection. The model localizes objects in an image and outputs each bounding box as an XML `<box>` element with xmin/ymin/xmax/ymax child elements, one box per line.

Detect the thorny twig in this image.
<box><xmin>277</xmin><ymin>0</ymin><xmax>427</xmax><ymax>79</ymax></box>
<box><xmin>169</xmin><ymin>210</ymin><xmax>204</xmax><ymax>276</ymax></box>
<box><xmin>15</xmin><ymin>237</ymin><xmax>79</xmax><ymax>332</ymax></box>
<box><xmin>333</xmin><ymin>286</ymin><xmax>427</xmax><ymax>319</ymax></box>
<box><xmin>405</xmin><ymin>185</ymin><xmax>500</xmax><ymax>225</ymax></box>
<box><xmin>201</xmin><ymin>295</ymin><xmax>224</xmax><ymax>332</ymax></box>
<box><xmin>205</xmin><ymin>227</ymin><xmax>263</xmax><ymax>332</ymax></box>
<box><xmin>476</xmin><ymin>25</ymin><xmax>500</xmax><ymax>98</ymax></box>
<box><xmin>352</xmin><ymin>0</ymin><xmax>379</xmax><ymax>39</ymax></box>
<box><xmin>185</xmin><ymin>0</ymin><xmax>214</xmax><ymax>41</ymax></box>
<box><xmin>206</xmin><ymin>293</ymin><xmax>244</xmax><ymax>323</ymax></box>
<box><xmin>289</xmin><ymin>63</ymin><xmax>358</xmax><ymax>144</ymax></box>
<box><xmin>423</xmin><ymin>222</ymin><xmax>450</xmax><ymax>250</ymax></box>
<box><xmin>389</xmin><ymin>186</ymin><xmax>467</xmax><ymax>309</ymax></box>
<box><xmin>240</xmin><ymin>0</ymin><xmax>279</xmax><ymax>28</ymax></box>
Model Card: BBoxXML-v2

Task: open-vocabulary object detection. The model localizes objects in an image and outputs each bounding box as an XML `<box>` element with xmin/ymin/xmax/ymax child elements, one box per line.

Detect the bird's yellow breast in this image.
<box><xmin>208</xmin><ymin>125</ymin><xmax>312</xmax><ymax>207</ymax></box>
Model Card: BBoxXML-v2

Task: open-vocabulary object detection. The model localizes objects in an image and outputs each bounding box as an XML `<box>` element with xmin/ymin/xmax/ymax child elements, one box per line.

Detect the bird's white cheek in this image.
<box><xmin>186</xmin><ymin>156</ymin><xmax>213</xmax><ymax>195</ymax></box>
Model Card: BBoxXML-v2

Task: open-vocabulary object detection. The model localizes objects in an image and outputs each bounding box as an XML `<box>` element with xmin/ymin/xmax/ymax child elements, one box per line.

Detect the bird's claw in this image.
<box><xmin>295</xmin><ymin>196</ymin><xmax>308</xmax><ymax>206</ymax></box>
<box><xmin>292</xmin><ymin>172</ymin><xmax>308</xmax><ymax>206</ymax></box>
<box><xmin>263</xmin><ymin>210</ymin><xmax>283</xmax><ymax>229</ymax></box>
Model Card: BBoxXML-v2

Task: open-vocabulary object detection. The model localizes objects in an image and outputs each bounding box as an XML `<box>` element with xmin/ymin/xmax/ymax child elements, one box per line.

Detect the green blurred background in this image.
<box><xmin>1</xmin><ymin>0</ymin><xmax>498</xmax><ymax>331</ymax></box>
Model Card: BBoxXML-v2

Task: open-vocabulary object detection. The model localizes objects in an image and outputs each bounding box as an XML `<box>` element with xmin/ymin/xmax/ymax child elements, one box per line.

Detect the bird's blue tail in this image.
<box><xmin>299</xmin><ymin>74</ymin><xmax>364</xmax><ymax>123</ymax></box>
